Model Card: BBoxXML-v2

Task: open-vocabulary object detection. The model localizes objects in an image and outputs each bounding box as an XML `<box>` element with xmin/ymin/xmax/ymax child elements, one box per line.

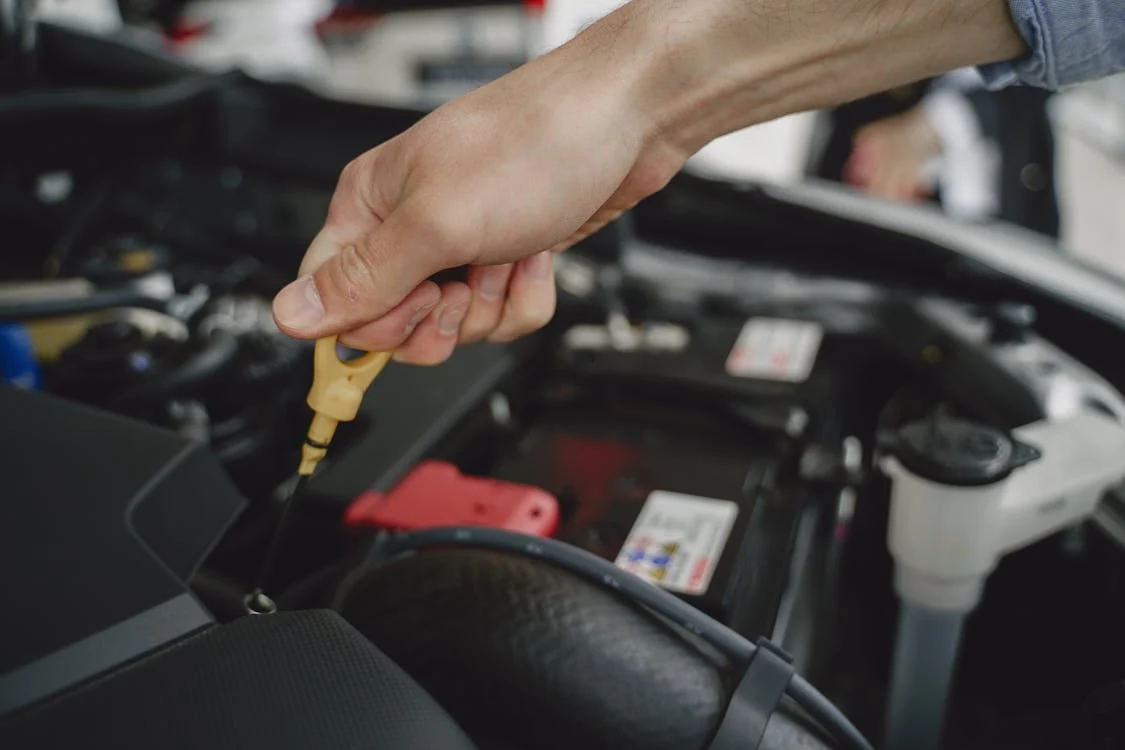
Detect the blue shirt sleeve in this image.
<box><xmin>979</xmin><ymin>0</ymin><xmax>1125</xmax><ymax>89</ymax></box>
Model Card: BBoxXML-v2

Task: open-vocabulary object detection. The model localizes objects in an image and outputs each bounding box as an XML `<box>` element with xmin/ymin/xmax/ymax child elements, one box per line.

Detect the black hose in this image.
<box><xmin>0</xmin><ymin>70</ymin><xmax>241</xmax><ymax>124</ymax></box>
<box><xmin>0</xmin><ymin>288</ymin><xmax>163</xmax><ymax>322</ymax></box>
<box><xmin>111</xmin><ymin>332</ymin><xmax>239</xmax><ymax>410</ymax></box>
<box><xmin>377</xmin><ymin>527</ymin><xmax>875</xmax><ymax>750</ymax></box>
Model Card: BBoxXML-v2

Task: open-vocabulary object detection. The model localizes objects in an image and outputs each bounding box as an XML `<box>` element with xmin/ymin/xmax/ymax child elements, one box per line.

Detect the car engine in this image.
<box><xmin>3</xmin><ymin>17</ymin><xmax>1125</xmax><ymax>750</ymax></box>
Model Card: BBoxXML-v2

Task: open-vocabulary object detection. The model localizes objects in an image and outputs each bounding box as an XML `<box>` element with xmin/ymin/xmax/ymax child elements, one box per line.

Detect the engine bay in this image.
<box><xmin>4</xmin><ymin>21</ymin><xmax>1125</xmax><ymax>750</ymax></box>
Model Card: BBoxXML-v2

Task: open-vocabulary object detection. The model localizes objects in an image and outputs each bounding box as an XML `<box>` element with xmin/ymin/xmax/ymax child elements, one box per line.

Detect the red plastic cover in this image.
<box><xmin>346</xmin><ymin>460</ymin><xmax>559</xmax><ymax>537</ymax></box>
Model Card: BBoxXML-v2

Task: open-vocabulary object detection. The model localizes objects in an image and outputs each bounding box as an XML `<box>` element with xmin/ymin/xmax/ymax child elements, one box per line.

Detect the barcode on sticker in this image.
<box><xmin>725</xmin><ymin>318</ymin><xmax>823</xmax><ymax>382</ymax></box>
<box><xmin>614</xmin><ymin>491</ymin><xmax>739</xmax><ymax>596</ymax></box>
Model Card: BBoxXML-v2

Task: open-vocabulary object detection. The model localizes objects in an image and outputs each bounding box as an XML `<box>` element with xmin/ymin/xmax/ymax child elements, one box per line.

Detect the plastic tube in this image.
<box><xmin>884</xmin><ymin>601</ymin><xmax>968</xmax><ymax>750</ymax></box>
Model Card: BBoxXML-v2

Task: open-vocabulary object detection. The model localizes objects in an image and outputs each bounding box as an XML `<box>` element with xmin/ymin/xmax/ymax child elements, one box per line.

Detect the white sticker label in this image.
<box><xmin>725</xmin><ymin>318</ymin><xmax>823</xmax><ymax>382</ymax></box>
<box><xmin>614</xmin><ymin>491</ymin><xmax>739</xmax><ymax>595</ymax></box>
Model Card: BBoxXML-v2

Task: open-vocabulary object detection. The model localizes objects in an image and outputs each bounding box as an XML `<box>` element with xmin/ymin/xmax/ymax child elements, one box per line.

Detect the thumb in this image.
<box><xmin>271</xmin><ymin>208</ymin><xmax>446</xmax><ymax>340</ymax></box>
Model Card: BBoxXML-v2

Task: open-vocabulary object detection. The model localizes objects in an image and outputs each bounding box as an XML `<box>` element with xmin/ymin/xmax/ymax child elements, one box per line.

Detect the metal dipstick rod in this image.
<box><xmin>244</xmin><ymin>337</ymin><xmax>393</xmax><ymax>615</ymax></box>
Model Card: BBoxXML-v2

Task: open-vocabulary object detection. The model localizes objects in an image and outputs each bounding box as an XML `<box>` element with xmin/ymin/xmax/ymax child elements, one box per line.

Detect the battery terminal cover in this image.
<box><xmin>346</xmin><ymin>460</ymin><xmax>561</xmax><ymax>537</ymax></box>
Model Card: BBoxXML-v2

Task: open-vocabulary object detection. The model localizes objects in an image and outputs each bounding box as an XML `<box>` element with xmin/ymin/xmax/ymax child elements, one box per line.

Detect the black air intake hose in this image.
<box><xmin>334</xmin><ymin>549</ymin><xmax>835</xmax><ymax>750</ymax></box>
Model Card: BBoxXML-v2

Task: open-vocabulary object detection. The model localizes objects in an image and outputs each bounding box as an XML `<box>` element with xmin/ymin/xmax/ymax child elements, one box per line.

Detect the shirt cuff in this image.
<box><xmin>977</xmin><ymin>0</ymin><xmax>1051</xmax><ymax>89</ymax></box>
<box><xmin>978</xmin><ymin>0</ymin><xmax>1125</xmax><ymax>90</ymax></box>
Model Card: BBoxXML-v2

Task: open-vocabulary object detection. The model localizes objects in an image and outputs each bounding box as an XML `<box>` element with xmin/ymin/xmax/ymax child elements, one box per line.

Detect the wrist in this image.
<box><xmin>596</xmin><ymin>0</ymin><xmax>1026</xmax><ymax>156</ymax></box>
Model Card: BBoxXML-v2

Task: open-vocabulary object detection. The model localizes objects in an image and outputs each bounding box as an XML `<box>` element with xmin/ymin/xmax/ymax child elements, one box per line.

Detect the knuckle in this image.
<box><xmin>326</xmin><ymin>159</ymin><xmax>366</xmax><ymax>223</ymax></box>
<box><xmin>335</xmin><ymin>159</ymin><xmax>367</xmax><ymax>205</ymax></box>
<box><xmin>339</xmin><ymin>158</ymin><xmax>363</xmax><ymax>187</ymax></box>
<box><xmin>332</xmin><ymin>242</ymin><xmax>380</xmax><ymax>303</ymax></box>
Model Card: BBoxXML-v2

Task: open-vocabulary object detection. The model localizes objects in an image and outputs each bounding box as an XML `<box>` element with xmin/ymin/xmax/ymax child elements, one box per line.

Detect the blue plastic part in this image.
<box><xmin>0</xmin><ymin>323</ymin><xmax>43</xmax><ymax>390</ymax></box>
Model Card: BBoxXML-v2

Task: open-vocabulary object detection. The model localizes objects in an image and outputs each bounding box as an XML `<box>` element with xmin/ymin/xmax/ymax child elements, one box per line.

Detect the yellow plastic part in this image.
<box><xmin>297</xmin><ymin>336</ymin><xmax>393</xmax><ymax>476</ymax></box>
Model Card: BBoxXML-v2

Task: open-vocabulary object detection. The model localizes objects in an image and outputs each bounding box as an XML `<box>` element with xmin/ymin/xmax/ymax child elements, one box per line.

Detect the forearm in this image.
<box><xmin>559</xmin><ymin>0</ymin><xmax>1027</xmax><ymax>157</ymax></box>
<box><xmin>273</xmin><ymin>0</ymin><xmax>1033</xmax><ymax>351</ymax></box>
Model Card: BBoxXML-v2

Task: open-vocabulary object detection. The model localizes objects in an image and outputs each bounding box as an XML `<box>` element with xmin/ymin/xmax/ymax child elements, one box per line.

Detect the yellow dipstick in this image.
<box><xmin>246</xmin><ymin>336</ymin><xmax>392</xmax><ymax>615</ymax></box>
<box><xmin>299</xmin><ymin>337</ymin><xmax>394</xmax><ymax>476</ymax></box>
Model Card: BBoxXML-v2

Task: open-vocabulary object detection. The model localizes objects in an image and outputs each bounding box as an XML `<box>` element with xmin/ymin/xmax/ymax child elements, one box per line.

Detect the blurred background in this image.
<box><xmin>34</xmin><ymin>0</ymin><xmax>1125</xmax><ymax>275</ymax></box>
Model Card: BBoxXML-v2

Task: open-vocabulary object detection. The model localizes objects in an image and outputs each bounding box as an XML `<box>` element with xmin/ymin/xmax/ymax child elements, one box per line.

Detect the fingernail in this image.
<box><xmin>438</xmin><ymin>304</ymin><xmax>468</xmax><ymax>336</ymax></box>
<box><xmin>405</xmin><ymin>299</ymin><xmax>438</xmax><ymax>335</ymax></box>
<box><xmin>477</xmin><ymin>266</ymin><xmax>509</xmax><ymax>300</ymax></box>
<box><xmin>522</xmin><ymin>251</ymin><xmax>552</xmax><ymax>280</ymax></box>
<box><xmin>273</xmin><ymin>276</ymin><xmax>324</xmax><ymax>332</ymax></box>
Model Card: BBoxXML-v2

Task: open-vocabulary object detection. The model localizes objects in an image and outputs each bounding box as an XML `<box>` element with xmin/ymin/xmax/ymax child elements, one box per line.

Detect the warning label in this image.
<box><xmin>725</xmin><ymin>317</ymin><xmax>823</xmax><ymax>383</ymax></box>
<box><xmin>614</xmin><ymin>491</ymin><xmax>739</xmax><ymax>596</ymax></box>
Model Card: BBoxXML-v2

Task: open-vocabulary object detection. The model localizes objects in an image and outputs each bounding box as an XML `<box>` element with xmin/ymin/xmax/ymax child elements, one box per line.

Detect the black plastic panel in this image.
<box><xmin>0</xmin><ymin>387</ymin><xmax>245</xmax><ymax>713</ymax></box>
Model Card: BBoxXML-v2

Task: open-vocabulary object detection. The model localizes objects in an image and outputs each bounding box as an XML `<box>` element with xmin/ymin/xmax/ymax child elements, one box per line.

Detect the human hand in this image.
<box><xmin>270</xmin><ymin>23</ymin><xmax>688</xmax><ymax>365</ymax></box>
<box><xmin>845</xmin><ymin>106</ymin><xmax>943</xmax><ymax>203</ymax></box>
<box><xmin>272</xmin><ymin>0</ymin><xmax>1025</xmax><ymax>364</ymax></box>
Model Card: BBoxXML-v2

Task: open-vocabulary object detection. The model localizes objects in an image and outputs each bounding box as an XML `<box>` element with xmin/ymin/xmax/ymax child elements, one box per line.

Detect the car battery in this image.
<box><xmin>483</xmin><ymin>311</ymin><xmax>880</xmax><ymax>636</ymax></box>
<box><xmin>487</xmin><ymin>409</ymin><xmax>800</xmax><ymax>638</ymax></box>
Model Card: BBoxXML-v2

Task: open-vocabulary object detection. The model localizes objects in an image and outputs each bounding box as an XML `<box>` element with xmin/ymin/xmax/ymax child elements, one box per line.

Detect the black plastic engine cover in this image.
<box><xmin>0</xmin><ymin>386</ymin><xmax>245</xmax><ymax>715</ymax></box>
<box><xmin>1</xmin><ymin>610</ymin><xmax>477</xmax><ymax>750</ymax></box>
